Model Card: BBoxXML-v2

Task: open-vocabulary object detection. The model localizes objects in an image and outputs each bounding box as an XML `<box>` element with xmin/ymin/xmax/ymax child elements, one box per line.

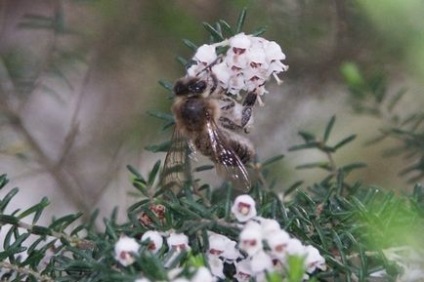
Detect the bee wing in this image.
<box><xmin>160</xmin><ymin>127</ymin><xmax>188</xmax><ymax>193</ymax></box>
<box><xmin>205</xmin><ymin>118</ymin><xmax>251</xmax><ymax>191</ymax></box>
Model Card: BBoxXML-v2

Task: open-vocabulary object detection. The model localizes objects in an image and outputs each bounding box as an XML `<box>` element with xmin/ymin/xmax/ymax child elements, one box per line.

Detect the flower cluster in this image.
<box><xmin>187</xmin><ymin>32</ymin><xmax>288</xmax><ymax>105</ymax></box>
<box><xmin>217</xmin><ymin>194</ymin><xmax>326</xmax><ymax>281</ymax></box>
<box><xmin>113</xmin><ymin>194</ymin><xmax>325</xmax><ymax>281</ymax></box>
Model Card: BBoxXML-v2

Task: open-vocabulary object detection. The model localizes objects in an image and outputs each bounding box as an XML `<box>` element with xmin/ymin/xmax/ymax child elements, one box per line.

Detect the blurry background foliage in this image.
<box><xmin>0</xmin><ymin>0</ymin><xmax>424</xmax><ymax>223</ymax></box>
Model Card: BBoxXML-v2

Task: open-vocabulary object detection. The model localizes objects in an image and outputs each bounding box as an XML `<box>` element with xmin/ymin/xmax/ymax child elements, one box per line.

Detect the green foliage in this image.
<box><xmin>1</xmin><ymin>4</ymin><xmax>424</xmax><ymax>282</ymax></box>
<box><xmin>342</xmin><ymin>62</ymin><xmax>424</xmax><ymax>183</ymax></box>
<box><xmin>1</xmin><ymin>115</ymin><xmax>423</xmax><ymax>280</ymax></box>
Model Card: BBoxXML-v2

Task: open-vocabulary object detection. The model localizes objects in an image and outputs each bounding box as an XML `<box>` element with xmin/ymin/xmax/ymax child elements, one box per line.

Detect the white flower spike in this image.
<box><xmin>186</xmin><ymin>32</ymin><xmax>288</xmax><ymax>106</ymax></box>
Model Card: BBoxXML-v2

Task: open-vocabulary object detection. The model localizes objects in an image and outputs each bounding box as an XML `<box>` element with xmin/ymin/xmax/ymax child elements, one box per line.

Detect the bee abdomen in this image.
<box><xmin>227</xmin><ymin>138</ymin><xmax>254</xmax><ymax>164</ymax></box>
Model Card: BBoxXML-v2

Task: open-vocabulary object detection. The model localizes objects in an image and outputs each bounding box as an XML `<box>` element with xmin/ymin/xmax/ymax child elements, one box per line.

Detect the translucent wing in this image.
<box><xmin>205</xmin><ymin>117</ymin><xmax>251</xmax><ymax>191</ymax></box>
<box><xmin>160</xmin><ymin>128</ymin><xmax>188</xmax><ymax>193</ymax></box>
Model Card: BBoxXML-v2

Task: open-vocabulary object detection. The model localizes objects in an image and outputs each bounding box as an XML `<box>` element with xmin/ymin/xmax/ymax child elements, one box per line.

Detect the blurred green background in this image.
<box><xmin>0</xmin><ymin>0</ymin><xmax>423</xmax><ymax>221</ymax></box>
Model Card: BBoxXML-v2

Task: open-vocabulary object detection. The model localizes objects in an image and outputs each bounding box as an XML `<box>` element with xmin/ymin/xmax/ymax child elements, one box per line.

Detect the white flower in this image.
<box><xmin>193</xmin><ymin>44</ymin><xmax>217</xmax><ymax>66</ymax></box>
<box><xmin>208</xmin><ymin>232</ymin><xmax>238</xmax><ymax>259</ymax></box>
<box><xmin>141</xmin><ymin>231</ymin><xmax>163</xmax><ymax>254</ymax></box>
<box><xmin>168</xmin><ymin>267</ymin><xmax>184</xmax><ymax>280</ymax></box>
<box><xmin>114</xmin><ymin>235</ymin><xmax>140</xmax><ymax>266</ymax></box>
<box><xmin>231</xmin><ymin>194</ymin><xmax>257</xmax><ymax>222</ymax></box>
<box><xmin>264</xmin><ymin>41</ymin><xmax>286</xmax><ymax>62</ymax></box>
<box><xmin>285</xmin><ymin>238</ymin><xmax>306</xmax><ymax>257</ymax></box>
<box><xmin>247</xmin><ymin>47</ymin><xmax>268</xmax><ymax>72</ymax></box>
<box><xmin>226</xmin><ymin>53</ymin><xmax>249</xmax><ymax>70</ymax></box>
<box><xmin>234</xmin><ymin>259</ymin><xmax>252</xmax><ymax>281</ymax></box>
<box><xmin>249</xmin><ymin>250</ymin><xmax>273</xmax><ymax>274</ymax></box>
<box><xmin>229</xmin><ymin>33</ymin><xmax>251</xmax><ymax>54</ymax></box>
<box><xmin>206</xmin><ymin>253</ymin><xmax>225</xmax><ymax>279</ymax></box>
<box><xmin>167</xmin><ymin>232</ymin><xmax>190</xmax><ymax>252</ymax></box>
<box><xmin>186</xmin><ymin>63</ymin><xmax>203</xmax><ymax>77</ymax></box>
<box><xmin>266</xmin><ymin>229</ymin><xmax>290</xmax><ymax>259</ymax></box>
<box><xmin>211</xmin><ymin>62</ymin><xmax>231</xmax><ymax>89</ymax></box>
<box><xmin>305</xmin><ymin>245</ymin><xmax>326</xmax><ymax>273</ymax></box>
<box><xmin>227</xmin><ymin>73</ymin><xmax>245</xmax><ymax>95</ymax></box>
<box><xmin>208</xmin><ymin>233</ymin><xmax>227</xmax><ymax>255</ymax></box>
<box><xmin>239</xmin><ymin>221</ymin><xmax>262</xmax><ymax>256</ymax></box>
<box><xmin>191</xmin><ymin>266</ymin><xmax>214</xmax><ymax>282</ymax></box>
<box><xmin>222</xmin><ymin>238</ymin><xmax>241</xmax><ymax>262</ymax></box>
<box><xmin>257</xmin><ymin>218</ymin><xmax>281</xmax><ymax>235</ymax></box>
<box><xmin>250</xmin><ymin>36</ymin><xmax>267</xmax><ymax>49</ymax></box>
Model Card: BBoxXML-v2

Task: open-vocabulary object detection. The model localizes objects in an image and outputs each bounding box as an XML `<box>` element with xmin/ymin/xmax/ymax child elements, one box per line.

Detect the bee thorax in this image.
<box><xmin>174</xmin><ymin>98</ymin><xmax>218</xmax><ymax>133</ymax></box>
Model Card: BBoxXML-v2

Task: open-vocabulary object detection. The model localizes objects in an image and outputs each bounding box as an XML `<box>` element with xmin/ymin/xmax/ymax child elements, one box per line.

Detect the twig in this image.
<box><xmin>0</xmin><ymin>261</ymin><xmax>54</xmax><ymax>282</ymax></box>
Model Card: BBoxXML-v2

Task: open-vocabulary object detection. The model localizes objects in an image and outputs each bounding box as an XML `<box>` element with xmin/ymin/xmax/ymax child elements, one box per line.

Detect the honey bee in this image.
<box><xmin>161</xmin><ymin>74</ymin><xmax>257</xmax><ymax>193</ymax></box>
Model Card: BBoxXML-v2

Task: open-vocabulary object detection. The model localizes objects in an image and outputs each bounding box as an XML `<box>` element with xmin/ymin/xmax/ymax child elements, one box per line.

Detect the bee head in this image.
<box><xmin>174</xmin><ymin>77</ymin><xmax>207</xmax><ymax>97</ymax></box>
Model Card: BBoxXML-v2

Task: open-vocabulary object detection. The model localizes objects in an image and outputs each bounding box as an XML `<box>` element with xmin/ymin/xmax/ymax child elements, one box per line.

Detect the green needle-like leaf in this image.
<box><xmin>323</xmin><ymin>115</ymin><xmax>336</xmax><ymax>143</ymax></box>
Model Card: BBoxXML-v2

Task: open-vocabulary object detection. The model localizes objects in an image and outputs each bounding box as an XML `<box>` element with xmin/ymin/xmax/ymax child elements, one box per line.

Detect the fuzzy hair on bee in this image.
<box><xmin>161</xmin><ymin>74</ymin><xmax>256</xmax><ymax>193</ymax></box>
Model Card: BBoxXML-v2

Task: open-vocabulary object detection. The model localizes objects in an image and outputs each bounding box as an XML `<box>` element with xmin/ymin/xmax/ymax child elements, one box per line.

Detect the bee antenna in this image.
<box><xmin>195</xmin><ymin>55</ymin><xmax>223</xmax><ymax>77</ymax></box>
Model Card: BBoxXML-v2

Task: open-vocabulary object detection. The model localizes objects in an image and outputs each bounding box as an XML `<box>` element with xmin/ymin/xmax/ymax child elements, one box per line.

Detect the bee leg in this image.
<box><xmin>240</xmin><ymin>92</ymin><xmax>257</xmax><ymax>132</ymax></box>
<box><xmin>219</xmin><ymin>116</ymin><xmax>241</xmax><ymax>131</ymax></box>
<box><xmin>210</xmin><ymin>73</ymin><xmax>218</xmax><ymax>94</ymax></box>
<box><xmin>219</xmin><ymin>96</ymin><xmax>235</xmax><ymax>110</ymax></box>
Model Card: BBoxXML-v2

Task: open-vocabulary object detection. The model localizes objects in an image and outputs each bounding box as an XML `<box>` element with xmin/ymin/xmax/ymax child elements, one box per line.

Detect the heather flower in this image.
<box><xmin>191</xmin><ymin>267</ymin><xmax>214</xmax><ymax>282</ymax></box>
<box><xmin>266</xmin><ymin>229</ymin><xmax>290</xmax><ymax>259</ymax></box>
<box><xmin>185</xmin><ymin>32</ymin><xmax>288</xmax><ymax>104</ymax></box>
<box><xmin>239</xmin><ymin>221</ymin><xmax>262</xmax><ymax>256</ymax></box>
<box><xmin>167</xmin><ymin>232</ymin><xmax>190</xmax><ymax>252</ymax></box>
<box><xmin>206</xmin><ymin>253</ymin><xmax>225</xmax><ymax>279</ymax></box>
<box><xmin>234</xmin><ymin>259</ymin><xmax>252</xmax><ymax>281</ymax></box>
<box><xmin>305</xmin><ymin>245</ymin><xmax>326</xmax><ymax>273</ymax></box>
<box><xmin>141</xmin><ymin>231</ymin><xmax>163</xmax><ymax>254</ymax></box>
<box><xmin>114</xmin><ymin>236</ymin><xmax>140</xmax><ymax>267</ymax></box>
<box><xmin>249</xmin><ymin>250</ymin><xmax>273</xmax><ymax>274</ymax></box>
<box><xmin>285</xmin><ymin>238</ymin><xmax>306</xmax><ymax>257</ymax></box>
<box><xmin>231</xmin><ymin>194</ymin><xmax>257</xmax><ymax>222</ymax></box>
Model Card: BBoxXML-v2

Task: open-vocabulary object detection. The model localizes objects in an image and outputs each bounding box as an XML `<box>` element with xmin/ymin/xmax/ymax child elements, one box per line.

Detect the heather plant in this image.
<box><xmin>1</xmin><ymin>6</ymin><xmax>424</xmax><ymax>282</ymax></box>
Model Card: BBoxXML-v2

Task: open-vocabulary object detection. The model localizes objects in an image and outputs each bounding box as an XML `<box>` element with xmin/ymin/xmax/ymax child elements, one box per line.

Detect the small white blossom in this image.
<box><xmin>114</xmin><ymin>236</ymin><xmax>140</xmax><ymax>267</ymax></box>
<box><xmin>229</xmin><ymin>33</ymin><xmax>251</xmax><ymax>52</ymax></box>
<box><xmin>186</xmin><ymin>63</ymin><xmax>202</xmax><ymax>77</ymax></box>
<box><xmin>231</xmin><ymin>194</ymin><xmax>257</xmax><ymax>222</ymax></box>
<box><xmin>222</xmin><ymin>238</ymin><xmax>241</xmax><ymax>262</ymax></box>
<box><xmin>249</xmin><ymin>250</ymin><xmax>273</xmax><ymax>274</ymax></box>
<box><xmin>239</xmin><ymin>221</ymin><xmax>262</xmax><ymax>256</ymax></box>
<box><xmin>258</xmin><ymin>217</ymin><xmax>281</xmax><ymax>235</ymax></box>
<box><xmin>264</xmin><ymin>41</ymin><xmax>286</xmax><ymax>62</ymax></box>
<box><xmin>193</xmin><ymin>44</ymin><xmax>217</xmax><ymax>66</ymax></box>
<box><xmin>141</xmin><ymin>231</ymin><xmax>163</xmax><ymax>254</ymax></box>
<box><xmin>208</xmin><ymin>232</ymin><xmax>238</xmax><ymax>260</ymax></box>
<box><xmin>285</xmin><ymin>238</ymin><xmax>306</xmax><ymax>257</ymax></box>
<box><xmin>227</xmin><ymin>73</ymin><xmax>246</xmax><ymax>95</ymax></box>
<box><xmin>234</xmin><ymin>259</ymin><xmax>252</xmax><ymax>281</ymax></box>
<box><xmin>305</xmin><ymin>245</ymin><xmax>326</xmax><ymax>273</ymax></box>
<box><xmin>191</xmin><ymin>266</ymin><xmax>214</xmax><ymax>282</ymax></box>
<box><xmin>167</xmin><ymin>232</ymin><xmax>190</xmax><ymax>252</ymax></box>
<box><xmin>207</xmin><ymin>253</ymin><xmax>225</xmax><ymax>279</ymax></box>
<box><xmin>168</xmin><ymin>267</ymin><xmax>184</xmax><ymax>280</ymax></box>
<box><xmin>211</xmin><ymin>62</ymin><xmax>231</xmax><ymax>89</ymax></box>
<box><xmin>266</xmin><ymin>229</ymin><xmax>290</xmax><ymax>259</ymax></box>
